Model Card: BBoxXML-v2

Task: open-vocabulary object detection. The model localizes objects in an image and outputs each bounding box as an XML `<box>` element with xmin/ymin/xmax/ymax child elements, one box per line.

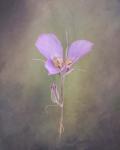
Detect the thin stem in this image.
<box><xmin>32</xmin><ymin>58</ymin><xmax>45</xmax><ymax>63</ymax></box>
<box><xmin>75</xmin><ymin>68</ymin><xmax>87</xmax><ymax>72</ymax></box>
<box><xmin>65</xmin><ymin>30</ymin><xmax>69</xmax><ymax>58</ymax></box>
<box><xmin>59</xmin><ymin>74</ymin><xmax>64</xmax><ymax>139</ymax></box>
<box><xmin>45</xmin><ymin>104</ymin><xmax>58</xmax><ymax>114</ymax></box>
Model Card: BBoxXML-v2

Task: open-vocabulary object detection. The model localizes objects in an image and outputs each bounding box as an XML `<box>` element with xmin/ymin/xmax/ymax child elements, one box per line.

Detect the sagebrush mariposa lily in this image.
<box><xmin>35</xmin><ymin>33</ymin><xmax>93</xmax><ymax>139</ymax></box>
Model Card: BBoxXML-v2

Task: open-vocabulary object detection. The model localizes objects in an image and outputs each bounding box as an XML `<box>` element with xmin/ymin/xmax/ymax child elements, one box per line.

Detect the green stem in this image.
<box><xmin>59</xmin><ymin>74</ymin><xmax>64</xmax><ymax>139</ymax></box>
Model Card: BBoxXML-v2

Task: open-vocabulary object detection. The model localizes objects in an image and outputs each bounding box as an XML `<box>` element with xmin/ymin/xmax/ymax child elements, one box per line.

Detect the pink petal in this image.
<box><xmin>68</xmin><ymin>40</ymin><xmax>93</xmax><ymax>63</ymax></box>
<box><xmin>35</xmin><ymin>33</ymin><xmax>63</xmax><ymax>59</ymax></box>
<box><xmin>45</xmin><ymin>60</ymin><xmax>60</xmax><ymax>75</ymax></box>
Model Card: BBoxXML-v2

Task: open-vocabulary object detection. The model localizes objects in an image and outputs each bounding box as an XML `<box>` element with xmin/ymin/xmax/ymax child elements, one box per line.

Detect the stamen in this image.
<box><xmin>65</xmin><ymin>58</ymin><xmax>72</xmax><ymax>66</ymax></box>
<box><xmin>52</xmin><ymin>57</ymin><xmax>64</xmax><ymax>69</ymax></box>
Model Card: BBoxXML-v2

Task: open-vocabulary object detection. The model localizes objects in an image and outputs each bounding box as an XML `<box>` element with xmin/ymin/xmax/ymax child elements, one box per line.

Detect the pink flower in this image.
<box><xmin>35</xmin><ymin>33</ymin><xmax>93</xmax><ymax>75</ymax></box>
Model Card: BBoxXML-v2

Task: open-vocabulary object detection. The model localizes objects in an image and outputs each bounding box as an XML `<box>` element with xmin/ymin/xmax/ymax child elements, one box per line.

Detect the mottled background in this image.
<box><xmin>0</xmin><ymin>0</ymin><xmax>120</xmax><ymax>150</ymax></box>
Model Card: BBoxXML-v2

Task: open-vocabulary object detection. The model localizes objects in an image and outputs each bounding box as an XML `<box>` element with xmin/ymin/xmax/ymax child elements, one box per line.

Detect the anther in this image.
<box><xmin>52</xmin><ymin>57</ymin><xmax>64</xmax><ymax>69</ymax></box>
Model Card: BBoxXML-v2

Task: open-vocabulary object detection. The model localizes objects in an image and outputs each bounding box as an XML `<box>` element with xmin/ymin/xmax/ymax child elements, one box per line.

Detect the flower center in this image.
<box><xmin>52</xmin><ymin>57</ymin><xmax>64</xmax><ymax>69</ymax></box>
<box><xmin>65</xmin><ymin>58</ymin><xmax>72</xmax><ymax>66</ymax></box>
<box><xmin>52</xmin><ymin>57</ymin><xmax>73</xmax><ymax>69</ymax></box>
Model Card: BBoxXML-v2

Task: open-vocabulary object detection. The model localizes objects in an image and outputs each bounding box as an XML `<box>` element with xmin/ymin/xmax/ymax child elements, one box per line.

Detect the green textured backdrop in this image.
<box><xmin>0</xmin><ymin>0</ymin><xmax>120</xmax><ymax>149</ymax></box>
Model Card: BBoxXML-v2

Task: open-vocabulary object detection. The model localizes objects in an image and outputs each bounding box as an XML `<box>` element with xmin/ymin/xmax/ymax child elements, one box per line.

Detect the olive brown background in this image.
<box><xmin>0</xmin><ymin>0</ymin><xmax>120</xmax><ymax>149</ymax></box>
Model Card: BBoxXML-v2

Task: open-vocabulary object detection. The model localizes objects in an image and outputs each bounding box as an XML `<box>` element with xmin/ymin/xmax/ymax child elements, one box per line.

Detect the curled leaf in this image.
<box><xmin>50</xmin><ymin>82</ymin><xmax>60</xmax><ymax>105</ymax></box>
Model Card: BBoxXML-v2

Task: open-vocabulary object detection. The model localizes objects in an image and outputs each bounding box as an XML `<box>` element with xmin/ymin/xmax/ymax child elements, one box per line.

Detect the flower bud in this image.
<box><xmin>50</xmin><ymin>82</ymin><xmax>60</xmax><ymax>105</ymax></box>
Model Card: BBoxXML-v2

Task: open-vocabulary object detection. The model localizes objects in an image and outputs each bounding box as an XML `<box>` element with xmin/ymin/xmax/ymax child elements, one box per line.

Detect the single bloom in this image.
<box><xmin>35</xmin><ymin>33</ymin><xmax>93</xmax><ymax>75</ymax></box>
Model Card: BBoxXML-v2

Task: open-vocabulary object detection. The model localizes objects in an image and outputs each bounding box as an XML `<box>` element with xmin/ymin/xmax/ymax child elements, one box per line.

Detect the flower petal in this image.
<box><xmin>35</xmin><ymin>33</ymin><xmax>63</xmax><ymax>59</ymax></box>
<box><xmin>45</xmin><ymin>59</ymin><xmax>60</xmax><ymax>75</ymax></box>
<box><xmin>68</xmin><ymin>40</ymin><xmax>93</xmax><ymax>63</ymax></box>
